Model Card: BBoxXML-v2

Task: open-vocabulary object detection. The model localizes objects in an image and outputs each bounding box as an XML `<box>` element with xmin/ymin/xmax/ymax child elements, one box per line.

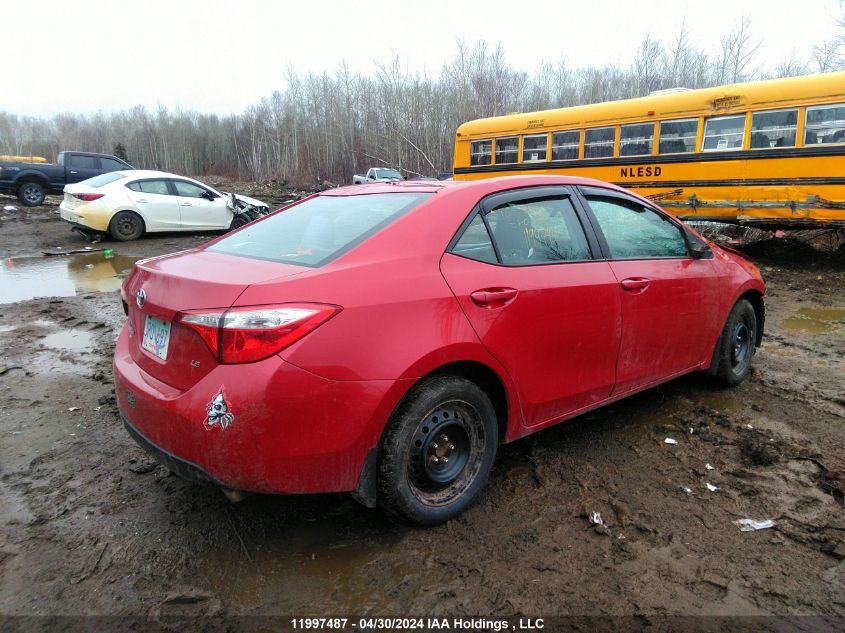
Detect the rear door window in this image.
<box><xmin>450</xmin><ymin>214</ymin><xmax>498</xmax><ymax>264</ymax></box>
<box><xmin>127</xmin><ymin>180</ymin><xmax>171</xmax><ymax>195</ymax></box>
<box><xmin>584</xmin><ymin>194</ymin><xmax>689</xmax><ymax>259</ymax></box>
<box><xmin>100</xmin><ymin>157</ymin><xmax>126</xmax><ymax>172</ymax></box>
<box><xmin>68</xmin><ymin>155</ymin><xmax>97</xmax><ymax>169</ymax></box>
<box><xmin>483</xmin><ymin>195</ymin><xmax>591</xmax><ymax>265</ymax></box>
<box><xmin>208</xmin><ymin>193</ymin><xmax>431</xmax><ymax>267</ymax></box>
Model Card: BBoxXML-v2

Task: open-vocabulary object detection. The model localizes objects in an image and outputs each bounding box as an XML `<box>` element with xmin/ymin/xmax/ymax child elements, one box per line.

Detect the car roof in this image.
<box><xmin>115</xmin><ymin>169</ymin><xmax>194</xmax><ymax>180</ymax></box>
<box><xmin>322</xmin><ymin>175</ymin><xmax>634</xmax><ymax>197</ymax></box>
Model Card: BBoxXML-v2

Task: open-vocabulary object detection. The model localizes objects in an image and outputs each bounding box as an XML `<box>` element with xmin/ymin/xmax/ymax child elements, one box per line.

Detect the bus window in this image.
<box><xmin>658</xmin><ymin>119</ymin><xmax>698</xmax><ymax>154</ymax></box>
<box><xmin>522</xmin><ymin>134</ymin><xmax>548</xmax><ymax>162</ymax></box>
<box><xmin>551</xmin><ymin>130</ymin><xmax>579</xmax><ymax>160</ymax></box>
<box><xmin>751</xmin><ymin>109</ymin><xmax>798</xmax><ymax>148</ymax></box>
<box><xmin>584</xmin><ymin>127</ymin><xmax>615</xmax><ymax>159</ymax></box>
<box><xmin>470</xmin><ymin>140</ymin><xmax>492</xmax><ymax>166</ymax></box>
<box><xmin>619</xmin><ymin>123</ymin><xmax>654</xmax><ymax>156</ymax></box>
<box><xmin>804</xmin><ymin>103</ymin><xmax>845</xmax><ymax>145</ymax></box>
<box><xmin>702</xmin><ymin>115</ymin><xmax>746</xmax><ymax>151</ymax></box>
<box><xmin>495</xmin><ymin>137</ymin><xmax>519</xmax><ymax>164</ymax></box>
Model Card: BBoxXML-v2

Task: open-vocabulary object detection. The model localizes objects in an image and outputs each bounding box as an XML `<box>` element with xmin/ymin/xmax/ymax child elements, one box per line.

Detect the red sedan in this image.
<box><xmin>114</xmin><ymin>176</ymin><xmax>765</xmax><ymax>524</ymax></box>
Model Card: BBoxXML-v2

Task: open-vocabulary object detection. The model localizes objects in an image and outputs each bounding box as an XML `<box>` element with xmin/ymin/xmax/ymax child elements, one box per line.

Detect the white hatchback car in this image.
<box><xmin>59</xmin><ymin>170</ymin><xmax>269</xmax><ymax>241</ymax></box>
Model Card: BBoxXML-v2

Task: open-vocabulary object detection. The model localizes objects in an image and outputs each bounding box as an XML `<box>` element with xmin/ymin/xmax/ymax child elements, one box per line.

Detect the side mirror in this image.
<box><xmin>202</xmin><ymin>190</ymin><xmax>216</xmax><ymax>201</ymax></box>
<box><xmin>688</xmin><ymin>239</ymin><xmax>711</xmax><ymax>259</ymax></box>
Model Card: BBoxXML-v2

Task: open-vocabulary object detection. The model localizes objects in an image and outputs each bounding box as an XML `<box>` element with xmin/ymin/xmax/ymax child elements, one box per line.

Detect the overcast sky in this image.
<box><xmin>5</xmin><ymin>0</ymin><xmax>842</xmax><ymax>116</ymax></box>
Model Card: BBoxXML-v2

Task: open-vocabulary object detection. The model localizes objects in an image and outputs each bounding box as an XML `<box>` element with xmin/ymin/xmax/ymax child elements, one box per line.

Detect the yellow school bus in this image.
<box><xmin>453</xmin><ymin>72</ymin><xmax>845</xmax><ymax>228</ymax></box>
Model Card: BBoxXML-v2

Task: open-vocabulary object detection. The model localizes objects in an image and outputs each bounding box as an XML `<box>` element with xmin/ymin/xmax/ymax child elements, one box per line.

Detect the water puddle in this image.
<box><xmin>202</xmin><ymin>512</ymin><xmax>407</xmax><ymax>613</ymax></box>
<box><xmin>611</xmin><ymin>399</ymin><xmax>687</xmax><ymax>444</ymax></box>
<box><xmin>693</xmin><ymin>389</ymin><xmax>745</xmax><ymax>414</ymax></box>
<box><xmin>0</xmin><ymin>252</ymin><xmax>140</xmax><ymax>303</ymax></box>
<box><xmin>781</xmin><ymin>307</ymin><xmax>845</xmax><ymax>334</ymax></box>
<box><xmin>42</xmin><ymin>328</ymin><xmax>95</xmax><ymax>352</ymax></box>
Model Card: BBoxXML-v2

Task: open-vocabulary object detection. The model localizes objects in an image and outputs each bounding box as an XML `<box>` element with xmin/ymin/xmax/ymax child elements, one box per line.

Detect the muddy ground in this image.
<box><xmin>0</xmin><ymin>189</ymin><xmax>843</xmax><ymax>630</ymax></box>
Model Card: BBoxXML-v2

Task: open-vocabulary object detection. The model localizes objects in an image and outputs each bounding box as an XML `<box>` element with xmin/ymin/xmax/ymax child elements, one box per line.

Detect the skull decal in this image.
<box><xmin>206</xmin><ymin>389</ymin><xmax>235</xmax><ymax>430</ymax></box>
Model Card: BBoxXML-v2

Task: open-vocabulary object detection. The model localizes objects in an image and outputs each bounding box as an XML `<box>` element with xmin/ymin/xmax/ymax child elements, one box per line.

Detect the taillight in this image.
<box><xmin>179</xmin><ymin>303</ymin><xmax>340</xmax><ymax>364</ymax></box>
<box><xmin>73</xmin><ymin>193</ymin><xmax>104</xmax><ymax>201</ymax></box>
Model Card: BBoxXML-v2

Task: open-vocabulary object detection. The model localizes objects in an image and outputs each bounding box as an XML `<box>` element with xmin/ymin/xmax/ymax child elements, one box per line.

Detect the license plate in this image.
<box><xmin>141</xmin><ymin>315</ymin><xmax>171</xmax><ymax>360</ymax></box>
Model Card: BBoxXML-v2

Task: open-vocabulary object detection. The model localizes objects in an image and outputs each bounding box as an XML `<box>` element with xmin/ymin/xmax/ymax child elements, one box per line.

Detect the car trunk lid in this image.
<box><xmin>123</xmin><ymin>249</ymin><xmax>308</xmax><ymax>390</ymax></box>
<box><xmin>63</xmin><ymin>182</ymin><xmax>103</xmax><ymax>210</ymax></box>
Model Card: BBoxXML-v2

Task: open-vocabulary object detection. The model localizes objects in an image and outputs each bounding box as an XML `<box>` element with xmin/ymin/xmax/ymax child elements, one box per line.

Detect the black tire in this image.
<box><xmin>378</xmin><ymin>376</ymin><xmax>498</xmax><ymax>525</ymax></box>
<box><xmin>229</xmin><ymin>213</ymin><xmax>251</xmax><ymax>231</ymax></box>
<box><xmin>714</xmin><ymin>298</ymin><xmax>757</xmax><ymax>387</ymax></box>
<box><xmin>108</xmin><ymin>211</ymin><xmax>144</xmax><ymax>241</ymax></box>
<box><xmin>18</xmin><ymin>181</ymin><xmax>45</xmax><ymax>206</ymax></box>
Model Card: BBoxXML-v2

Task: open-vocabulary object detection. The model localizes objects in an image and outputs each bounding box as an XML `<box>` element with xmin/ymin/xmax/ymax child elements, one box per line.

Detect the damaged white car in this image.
<box><xmin>59</xmin><ymin>170</ymin><xmax>270</xmax><ymax>241</ymax></box>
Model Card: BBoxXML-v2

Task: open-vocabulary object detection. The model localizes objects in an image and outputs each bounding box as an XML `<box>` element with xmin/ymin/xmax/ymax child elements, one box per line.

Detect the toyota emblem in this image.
<box><xmin>136</xmin><ymin>288</ymin><xmax>146</xmax><ymax>308</ymax></box>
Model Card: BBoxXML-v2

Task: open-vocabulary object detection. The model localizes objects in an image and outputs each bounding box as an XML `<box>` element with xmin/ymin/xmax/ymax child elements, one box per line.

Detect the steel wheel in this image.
<box><xmin>407</xmin><ymin>402</ymin><xmax>485</xmax><ymax>506</ymax></box>
<box><xmin>731</xmin><ymin>321</ymin><xmax>752</xmax><ymax>369</ymax></box>
<box><xmin>109</xmin><ymin>211</ymin><xmax>144</xmax><ymax>241</ymax></box>
<box><xmin>377</xmin><ymin>376</ymin><xmax>498</xmax><ymax>524</ymax></box>
<box><xmin>715</xmin><ymin>298</ymin><xmax>758</xmax><ymax>387</ymax></box>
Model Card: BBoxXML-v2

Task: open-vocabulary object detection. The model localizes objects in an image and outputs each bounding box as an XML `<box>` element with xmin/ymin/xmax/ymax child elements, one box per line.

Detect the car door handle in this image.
<box><xmin>620</xmin><ymin>277</ymin><xmax>650</xmax><ymax>291</ymax></box>
<box><xmin>470</xmin><ymin>288</ymin><xmax>518</xmax><ymax>307</ymax></box>
<box><xmin>136</xmin><ymin>198</ymin><xmax>148</xmax><ymax>203</ymax></box>
<box><xmin>180</xmin><ymin>202</ymin><xmax>192</xmax><ymax>206</ymax></box>
<box><xmin>69</xmin><ymin>170</ymin><xmax>78</xmax><ymax>174</ymax></box>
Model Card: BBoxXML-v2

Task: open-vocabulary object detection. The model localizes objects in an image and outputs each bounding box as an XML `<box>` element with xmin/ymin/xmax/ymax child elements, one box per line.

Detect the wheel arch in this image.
<box><xmin>14</xmin><ymin>171</ymin><xmax>49</xmax><ymax>186</ymax></box>
<box><xmin>110</xmin><ymin>208</ymin><xmax>147</xmax><ymax>232</ymax></box>
<box><xmin>706</xmin><ymin>287</ymin><xmax>765</xmax><ymax>376</ymax></box>
<box><xmin>739</xmin><ymin>289</ymin><xmax>765</xmax><ymax>347</ymax></box>
<box><xmin>422</xmin><ymin>360</ymin><xmax>510</xmax><ymax>441</ymax></box>
<box><xmin>353</xmin><ymin>358</ymin><xmax>517</xmax><ymax>509</ymax></box>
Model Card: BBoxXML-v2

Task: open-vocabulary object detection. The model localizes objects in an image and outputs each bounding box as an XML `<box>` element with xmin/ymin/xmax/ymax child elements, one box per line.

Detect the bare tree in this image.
<box><xmin>714</xmin><ymin>16</ymin><xmax>761</xmax><ymax>83</ymax></box>
<box><xmin>0</xmin><ymin>20</ymin><xmax>838</xmax><ymax>185</ymax></box>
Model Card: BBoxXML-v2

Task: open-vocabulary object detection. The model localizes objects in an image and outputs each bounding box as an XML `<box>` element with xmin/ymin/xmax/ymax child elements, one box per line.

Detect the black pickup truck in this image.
<box><xmin>0</xmin><ymin>151</ymin><xmax>133</xmax><ymax>206</ymax></box>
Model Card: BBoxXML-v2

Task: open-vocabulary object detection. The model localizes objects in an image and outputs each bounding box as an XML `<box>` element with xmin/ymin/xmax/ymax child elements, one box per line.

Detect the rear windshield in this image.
<box><xmin>207</xmin><ymin>192</ymin><xmax>432</xmax><ymax>267</ymax></box>
<box><xmin>81</xmin><ymin>172</ymin><xmax>126</xmax><ymax>188</ymax></box>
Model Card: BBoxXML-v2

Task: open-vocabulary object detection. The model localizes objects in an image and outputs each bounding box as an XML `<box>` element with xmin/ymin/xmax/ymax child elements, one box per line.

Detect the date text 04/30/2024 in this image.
<box><xmin>289</xmin><ymin>617</ymin><xmax>544</xmax><ymax>630</ymax></box>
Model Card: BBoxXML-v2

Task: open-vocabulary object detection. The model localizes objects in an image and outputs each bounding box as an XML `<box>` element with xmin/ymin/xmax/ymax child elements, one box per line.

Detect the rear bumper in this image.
<box><xmin>59</xmin><ymin>201</ymin><xmax>111</xmax><ymax>232</ymax></box>
<box><xmin>60</xmin><ymin>217</ymin><xmax>98</xmax><ymax>233</ymax></box>
<box><xmin>114</xmin><ymin>324</ymin><xmax>410</xmax><ymax>495</ymax></box>
<box><xmin>123</xmin><ymin>413</ymin><xmax>219</xmax><ymax>486</ymax></box>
